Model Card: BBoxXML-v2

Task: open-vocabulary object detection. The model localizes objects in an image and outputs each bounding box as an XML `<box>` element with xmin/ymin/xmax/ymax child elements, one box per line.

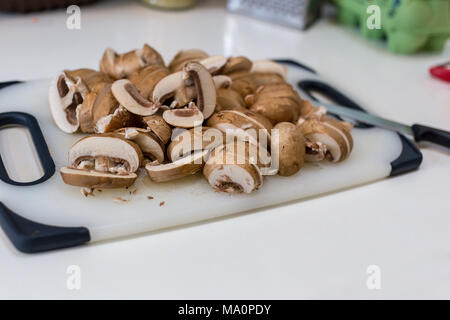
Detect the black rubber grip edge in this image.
<box><xmin>0</xmin><ymin>202</ymin><xmax>90</xmax><ymax>253</ymax></box>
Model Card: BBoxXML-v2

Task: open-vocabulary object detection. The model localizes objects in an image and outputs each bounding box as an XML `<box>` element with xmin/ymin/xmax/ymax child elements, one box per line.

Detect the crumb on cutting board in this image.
<box><xmin>114</xmin><ymin>197</ymin><xmax>130</xmax><ymax>203</ymax></box>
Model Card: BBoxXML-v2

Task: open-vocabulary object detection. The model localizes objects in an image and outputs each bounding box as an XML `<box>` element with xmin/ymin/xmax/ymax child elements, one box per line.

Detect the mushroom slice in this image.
<box><xmin>69</xmin><ymin>133</ymin><xmax>143</xmax><ymax>173</ymax></box>
<box><xmin>168</xmin><ymin>49</ymin><xmax>209</xmax><ymax>72</ymax></box>
<box><xmin>145</xmin><ymin>150</ymin><xmax>208</xmax><ymax>182</ymax></box>
<box><xmin>49</xmin><ymin>71</ymin><xmax>89</xmax><ymax>133</ymax></box>
<box><xmin>115</xmin><ymin>127</ymin><xmax>165</xmax><ymax>163</ymax></box>
<box><xmin>127</xmin><ymin>65</ymin><xmax>170</xmax><ymax>100</ymax></box>
<box><xmin>100</xmin><ymin>44</ymin><xmax>165</xmax><ymax>79</ymax></box>
<box><xmin>183</xmin><ymin>61</ymin><xmax>217</xmax><ymax>119</ymax></box>
<box><xmin>162</xmin><ymin>103</ymin><xmax>204</xmax><ymax>128</ymax></box>
<box><xmin>203</xmin><ymin>145</ymin><xmax>263</xmax><ymax>194</ymax></box>
<box><xmin>152</xmin><ymin>71</ymin><xmax>185</xmax><ymax>103</ymax></box>
<box><xmin>112</xmin><ymin>79</ymin><xmax>159</xmax><ymax>116</ymax></box>
<box><xmin>60</xmin><ymin>167</ymin><xmax>137</xmax><ymax>189</ymax></box>
<box><xmin>143</xmin><ymin>114</ymin><xmax>172</xmax><ymax>145</ymax></box>
<box><xmin>250</xmin><ymin>60</ymin><xmax>287</xmax><ymax>79</ymax></box>
<box><xmin>213</xmin><ymin>75</ymin><xmax>232</xmax><ymax>89</ymax></box>
<box><xmin>78</xmin><ymin>84</ymin><xmax>118</xmax><ymax>133</ymax></box>
<box><xmin>298</xmin><ymin>117</ymin><xmax>353</xmax><ymax>163</ymax></box>
<box><xmin>199</xmin><ymin>55</ymin><xmax>227</xmax><ymax>74</ymax></box>
<box><xmin>167</xmin><ymin>126</ymin><xmax>224</xmax><ymax>162</ymax></box>
<box><xmin>207</xmin><ymin>109</ymin><xmax>273</xmax><ymax>146</ymax></box>
<box><xmin>222</xmin><ymin>56</ymin><xmax>253</xmax><ymax>75</ymax></box>
<box><xmin>95</xmin><ymin>106</ymin><xmax>143</xmax><ymax>133</ymax></box>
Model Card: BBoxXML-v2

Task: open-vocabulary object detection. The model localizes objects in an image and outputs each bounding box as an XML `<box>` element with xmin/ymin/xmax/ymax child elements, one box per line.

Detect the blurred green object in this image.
<box><xmin>140</xmin><ymin>0</ymin><xmax>197</xmax><ymax>9</ymax></box>
<box><xmin>334</xmin><ymin>0</ymin><xmax>450</xmax><ymax>54</ymax></box>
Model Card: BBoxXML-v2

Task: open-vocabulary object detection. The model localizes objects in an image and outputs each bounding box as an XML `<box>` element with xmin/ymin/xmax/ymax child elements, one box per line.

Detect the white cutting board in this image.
<box><xmin>0</xmin><ymin>64</ymin><xmax>411</xmax><ymax>247</ymax></box>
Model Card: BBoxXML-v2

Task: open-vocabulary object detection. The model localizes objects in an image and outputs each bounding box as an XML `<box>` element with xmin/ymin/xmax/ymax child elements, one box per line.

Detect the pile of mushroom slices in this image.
<box><xmin>50</xmin><ymin>44</ymin><xmax>354</xmax><ymax>194</ymax></box>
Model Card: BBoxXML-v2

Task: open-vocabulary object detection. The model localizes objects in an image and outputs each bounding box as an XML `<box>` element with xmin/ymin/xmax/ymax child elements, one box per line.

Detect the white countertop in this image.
<box><xmin>0</xmin><ymin>0</ymin><xmax>449</xmax><ymax>299</ymax></box>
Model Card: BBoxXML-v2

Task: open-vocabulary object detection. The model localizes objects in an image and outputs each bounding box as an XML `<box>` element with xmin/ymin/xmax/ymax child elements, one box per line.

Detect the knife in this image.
<box><xmin>313</xmin><ymin>102</ymin><xmax>450</xmax><ymax>149</ymax></box>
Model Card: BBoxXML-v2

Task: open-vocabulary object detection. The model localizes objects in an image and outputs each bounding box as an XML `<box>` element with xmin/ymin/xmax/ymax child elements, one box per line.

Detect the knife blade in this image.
<box><xmin>311</xmin><ymin>101</ymin><xmax>450</xmax><ymax>149</ymax></box>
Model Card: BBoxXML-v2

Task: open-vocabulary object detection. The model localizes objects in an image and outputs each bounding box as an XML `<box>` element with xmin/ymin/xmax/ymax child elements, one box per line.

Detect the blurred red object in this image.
<box><xmin>429</xmin><ymin>62</ymin><xmax>450</xmax><ymax>83</ymax></box>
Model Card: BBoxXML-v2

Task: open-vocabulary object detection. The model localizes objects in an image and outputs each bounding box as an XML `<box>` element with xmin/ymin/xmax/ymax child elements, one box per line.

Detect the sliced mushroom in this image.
<box><xmin>61</xmin><ymin>133</ymin><xmax>143</xmax><ymax>189</ymax></box>
<box><xmin>250</xmin><ymin>60</ymin><xmax>287</xmax><ymax>79</ymax></box>
<box><xmin>115</xmin><ymin>127</ymin><xmax>165</xmax><ymax>163</ymax></box>
<box><xmin>49</xmin><ymin>71</ymin><xmax>89</xmax><ymax>133</ymax></box>
<box><xmin>112</xmin><ymin>79</ymin><xmax>159</xmax><ymax>116</ymax></box>
<box><xmin>248</xmin><ymin>83</ymin><xmax>302</xmax><ymax>124</ymax></box>
<box><xmin>203</xmin><ymin>144</ymin><xmax>263</xmax><ymax>194</ymax></box>
<box><xmin>199</xmin><ymin>55</ymin><xmax>227</xmax><ymax>74</ymax></box>
<box><xmin>95</xmin><ymin>106</ymin><xmax>143</xmax><ymax>133</ymax></box>
<box><xmin>143</xmin><ymin>114</ymin><xmax>172</xmax><ymax>145</ymax></box>
<box><xmin>168</xmin><ymin>49</ymin><xmax>209</xmax><ymax>72</ymax></box>
<box><xmin>272</xmin><ymin>122</ymin><xmax>305</xmax><ymax>176</ymax></box>
<box><xmin>213</xmin><ymin>75</ymin><xmax>232</xmax><ymax>89</ymax></box>
<box><xmin>60</xmin><ymin>167</ymin><xmax>137</xmax><ymax>189</ymax></box>
<box><xmin>100</xmin><ymin>44</ymin><xmax>165</xmax><ymax>79</ymax></box>
<box><xmin>298</xmin><ymin>117</ymin><xmax>354</xmax><ymax>163</ymax></box>
<box><xmin>206</xmin><ymin>109</ymin><xmax>272</xmax><ymax>146</ymax></box>
<box><xmin>167</xmin><ymin>126</ymin><xmax>224</xmax><ymax>162</ymax></box>
<box><xmin>152</xmin><ymin>71</ymin><xmax>185</xmax><ymax>104</ymax></box>
<box><xmin>64</xmin><ymin>69</ymin><xmax>112</xmax><ymax>92</ymax></box>
<box><xmin>78</xmin><ymin>84</ymin><xmax>119</xmax><ymax>133</ymax></box>
<box><xmin>127</xmin><ymin>65</ymin><xmax>170</xmax><ymax>100</ymax></box>
<box><xmin>162</xmin><ymin>103</ymin><xmax>204</xmax><ymax>128</ymax></box>
<box><xmin>145</xmin><ymin>150</ymin><xmax>208</xmax><ymax>182</ymax></box>
<box><xmin>221</xmin><ymin>56</ymin><xmax>253</xmax><ymax>75</ymax></box>
<box><xmin>183</xmin><ymin>61</ymin><xmax>217</xmax><ymax>119</ymax></box>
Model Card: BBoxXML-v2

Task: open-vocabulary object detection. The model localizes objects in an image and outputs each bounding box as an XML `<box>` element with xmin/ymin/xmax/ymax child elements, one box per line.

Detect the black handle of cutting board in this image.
<box><xmin>0</xmin><ymin>112</ymin><xmax>55</xmax><ymax>186</ymax></box>
<box><xmin>273</xmin><ymin>59</ymin><xmax>423</xmax><ymax>177</ymax></box>
<box><xmin>412</xmin><ymin>124</ymin><xmax>450</xmax><ymax>148</ymax></box>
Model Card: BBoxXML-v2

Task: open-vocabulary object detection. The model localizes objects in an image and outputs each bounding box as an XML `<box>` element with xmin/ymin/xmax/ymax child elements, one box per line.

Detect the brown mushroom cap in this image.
<box><xmin>60</xmin><ymin>167</ymin><xmax>137</xmax><ymax>189</ymax></box>
<box><xmin>272</xmin><ymin>122</ymin><xmax>305</xmax><ymax>176</ymax></box>
<box><xmin>248</xmin><ymin>83</ymin><xmax>302</xmax><ymax>125</ymax></box>
<box><xmin>68</xmin><ymin>133</ymin><xmax>143</xmax><ymax>172</ymax></box>
<box><xmin>216</xmin><ymin>88</ymin><xmax>246</xmax><ymax>111</ymax></box>
<box><xmin>145</xmin><ymin>150</ymin><xmax>207</xmax><ymax>182</ymax></box>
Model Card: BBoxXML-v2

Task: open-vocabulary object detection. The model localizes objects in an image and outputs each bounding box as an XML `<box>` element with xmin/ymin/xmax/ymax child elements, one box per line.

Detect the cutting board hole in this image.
<box><xmin>0</xmin><ymin>125</ymin><xmax>44</xmax><ymax>183</ymax></box>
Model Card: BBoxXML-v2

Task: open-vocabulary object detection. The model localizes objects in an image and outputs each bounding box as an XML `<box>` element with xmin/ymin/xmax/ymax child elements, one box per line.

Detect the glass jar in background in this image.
<box><xmin>140</xmin><ymin>0</ymin><xmax>197</xmax><ymax>9</ymax></box>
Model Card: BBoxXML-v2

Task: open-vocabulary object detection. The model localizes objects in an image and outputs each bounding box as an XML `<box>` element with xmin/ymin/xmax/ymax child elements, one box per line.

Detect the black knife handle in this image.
<box><xmin>412</xmin><ymin>124</ymin><xmax>450</xmax><ymax>148</ymax></box>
